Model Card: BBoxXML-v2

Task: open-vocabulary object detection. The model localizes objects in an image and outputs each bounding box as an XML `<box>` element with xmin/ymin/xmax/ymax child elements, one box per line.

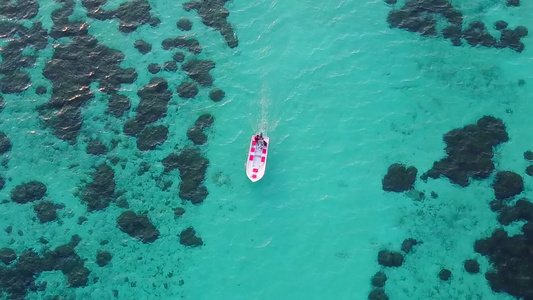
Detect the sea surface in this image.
<box><xmin>0</xmin><ymin>0</ymin><xmax>532</xmax><ymax>299</ymax></box>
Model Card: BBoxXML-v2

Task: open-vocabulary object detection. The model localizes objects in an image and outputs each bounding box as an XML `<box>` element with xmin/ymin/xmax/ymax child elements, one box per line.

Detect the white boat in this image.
<box><xmin>245</xmin><ymin>134</ymin><xmax>270</xmax><ymax>182</ymax></box>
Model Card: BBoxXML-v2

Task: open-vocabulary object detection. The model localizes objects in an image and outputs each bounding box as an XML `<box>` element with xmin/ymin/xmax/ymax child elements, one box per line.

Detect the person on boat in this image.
<box><xmin>255</xmin><ymin>133</ymin><xmax>267</xmax><ymax>148</ymax></box>
<box><xmin>255</xmin><ymin>133</ymin><xmax>263</xmax><ymax>143</ymax></box>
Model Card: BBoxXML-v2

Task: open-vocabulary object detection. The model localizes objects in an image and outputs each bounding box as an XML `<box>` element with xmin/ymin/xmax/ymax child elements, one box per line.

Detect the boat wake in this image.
<box><xmin>250</xmin><ymin>83</ymin><xmax>280</xmax><ymax>137</ymax></box>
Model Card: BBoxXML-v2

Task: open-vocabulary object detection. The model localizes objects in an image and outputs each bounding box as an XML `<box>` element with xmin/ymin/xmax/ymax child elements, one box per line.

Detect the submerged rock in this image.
<box><xmin>40</xmin><ymin>35</ymin><xmax>137</xmax><ymax>143</ymax></box>
<box><xmin>179</xmin><ymin>227</ymin><xmax>203</xmax><ymax>247</ymax></box>
<box><xmin>439</xmin><ymin>269</ymin><xmax>451</xmax><ymax>281</ymax></box>
<box><xmin>209</xmin><ymin>88</ymin><xmax>225</xmax><ymax>102</ymax></box>
<box><xmin>107</xmin><ymin>94</ymin><xmax>131</xmax><ymax>117</ymax></box>
<box><xmin>0</xmin><ymin>132</ymin><xmax>12</xmax><ymax>154</ymax></box>
<box><xmin>11</xmin><ymin>181</ymin><xmax>47</xmax><ymax>204</ymax></box>
<box><xmin>423</xmin><ymin>116</ymin><xmax>508</xmax><ymax>187</ymax></box>
<box><xmin>177</xmin><ymin>18</ymin><xmax>192</xmax><ymax>31</ymax></box>
<box><xmin>134</xmin><ymin>40</ymin><xmax>152</xmax><ymax>54</ymax></box>
<box><xmin>183</xmin><ymin>0</ymin><xmax>238</xmax><ymax>48</ymax></box>
<box><xmin>96</xmin><ymin>250</ymin><xmax>112</xmax><ymax>267</ymax></box>
<box><xmin>173</xmin><ymin>52</ymin><xmax>185</xmax><ymax>63</ymax></box>
<box><xmin>0</xmin><ymin>248</ymin><xmax>17</xmax><ymax>265</ymax></box>
<box><xmin>34</xmin><ymin>201</ymin><xmax>61</xmax><ymax>223</ymax></box>
<box><xmin>177</xmin><ymin>82</ymin><xmax>198</xmax><ymax>99</ymax></box>
<box><xmin>137</xmin><ymin>125</ymin><xmax>168</xmax><ymax>151</ymax></box>
<box><xmin>182</xmin><ymin>60</ymin><xmax>215</xmax><ymax>87</ymax></box>
<box><xmin>80</xmin><ymin>163</ymin><xmax>116</xmax><ymax>211</ymax></box>
<box><xmin>86</xmin><ymin>139</ymin><xmax>108</xmax><ymax>155</ymax></box>
<box><xmin>382</xmin><ymin>163</ymin><xmax>417</xmax><ymax>192</ymax></box>
<box><xmin>163</xmin><ymin>146</ymin><xmax>209</xmax><ymax>204</ymax></box>
<box><xmin>493</xmin><ymin>171</ymin><xmax>523</xmax><ymax>200</ymax></box>
<box><xmin>117</xmin><ymin>211</ymin><xmax>159</xmax><ymax>243</ymax></box>
<box><xmin>464</xmin><ymin>259</ymin><xmax>480</xmax><ymax>274</ymax></box>
<box><xmin>371</xmin><ymin>271</ymin><xmax>387</xmax><ymax>288</ymax></box>
<box><xmin>377</xmin><ymin>250</ymin><xmax>404</xmax><ymax>267</ymax></box>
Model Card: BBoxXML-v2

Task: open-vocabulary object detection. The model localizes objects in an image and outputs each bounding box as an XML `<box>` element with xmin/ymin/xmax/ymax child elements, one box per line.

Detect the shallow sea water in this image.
<box><xmin>0</xmin><ymin>0</ymin><xmax>532</xmax><ymax>299</ymax></box>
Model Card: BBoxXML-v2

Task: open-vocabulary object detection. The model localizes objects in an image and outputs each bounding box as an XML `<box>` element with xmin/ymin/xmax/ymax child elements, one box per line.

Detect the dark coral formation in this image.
<box><xmin>183</xmin><ymin>0</ymin><xmax>238</xmax><ymax>48</ymax></box>
<box><xmin>475</xmin><ymin>228</ymin><xmax>533</xmax><ymax>299</ymax></box>
<box><xmin>40</xmin><ymin>35</ymin><xmax>137</xmax><ymax>143</ymax></box>
<box><xmin>497</xmin><ymin>199</ymin><xmax>533</xmax><ymax>225</ymax></box>
<box><xmin>107</xmin><ymin>94</ymin><xmax>131</xmax><ymax>117</ymax></box>
<box><xmin>464</xmin><ymin>259</ymin><xmax>480</xmax><ymax>274</ymax></box>
<box><xmin>422</xmin><ymin>116</ymin><xmax>508</xmax><ymax>187</ymax></box>
<box><xmin>123</xmin><ymin>78</ymin><xmax>172</xmax><ymax>137</ymax></box>
<box><xmin>382</xmin><ymin>163</ymin><xmax>417</xmax><ymax>192</ymax></box>
<box><xmin>136</xmin><ymin>125</ymin><xmax>168</xmax><ymax>151</ymax></box>
<box><xmin>387</xmin><ymin>0</ymin><xmax>462</xmax><ymax>38</ymax></box>
<box><xmin>371</xmin><ymin>271</ymin><xmax>387</xmax><ymax>288</ymax></box>
<box><xmin>41</xmin><ymin>235</ymin><xmax>90</xmax><ymax>287</ymax></box>
<box><xmin>174</xmin><ymin>207</ymin><xmax>185</xmax><ymax>218</ymax></box>
<box><xmin>187</xmin><ymin>114</ymin><xmax>214</xmax><ymax>145</ymax></box>
<box><xmin>179</xmin><ymin>227</ymin><xmax>203</xmax><ymax>247</ymax></box>
<box><xmin>96</xmin><ymin>250</ymin><xmax>112</xmax><ymax>267</ymax></box>
<box><xmin>86</xmin><ymin>139</ymin><xmax>108</xmax><ymax>156</ymax></box>
<box><xmin>148</xmin><ymin>63</ymin><xmax>161</xmax><ymax>74</ymax></box>
<box><xmin>82</xmin><ymin>0</ymin><xmax>155</xmax><ymax>33</ymax></box>
<box><xmin>0</xmin><ymin>236</ymin><xmax>89</xmax><ymax>299</ymax></box>
<box><xmin>439</xmin><ymin>268</ymin><xmax>452</xmax><ymax>281</ymax></box>
<box><xmin>163</xmin><ymin>146</ymin><xmax>209</xmax><ymax>204</ymax></box>
<box><xmin>177</xmin><ymin>18</ymin><xmax>193</xmax><ymax>31</ymax></box>
<box><xmin>173</xmin><ymin>52</ymin><xmax>185</xmax><ymax>63</ymax></box>
<box><xmin>80</xmin><ymin>163</ymin><xmax>116</xmax><ymax>211</ymax></box>
<box><xmin>377</xmin><ymin>250</ymin><xmax>404</xmax><ymax>267</ymax></box>
<box><xmin>0</xmin><ymin>20</ymin><xmax>47</xmax><ymax>94</ymax></box>
<box><xmin>0</xmin><ymin>132</ymin><xmax>12</xmax><ymax>154</ymax></box>
<box><xmin>0</xmin><ymin>248</ymin><xmax>17</xmax><ymax>265</ymax></box>
<box><xmin>507</xmin><ymin>0</ymin><xmax>520</xmax><ymax>7</ymax></box>
<box><xmin>474</xmin><ymin>23</ymin><xmax>527</xmax><ymax>52</ymax></box>
<box><xmin>368</xmin><ymin>289</ymin><xmax>389</xmax><ymax>300</ymax></box>
<box><xmin>177</xmin><ymin>82</ymin><xmax>199</xmax><ymax>99</ymax></box>
<box><xmin>182</xmin><ymin>60</ymin><xmax>215</xmax><ymax>87</ymax></box>
<box><xmin>386</xmin><ymin>0</ymin><xmax>528</xmax><ymax>52</ymax></box>
<box><xmin>209</xmin><ymin>88</ymin><xmax>225</xmax><ymax>102</ymax></box>
<box><xmin>0</xmin><ymin>0</ymin><xmax>39</xmax><ymax>19</ymax></box>
<box><xmin>34</xmin><ymin>201</ymin><xmax>61</xmax><ymax>223</ymax></box>
<box><xmin>164</xmin><ymin>61</ymin><xmax>178</xmax><ymax>72</ymax></box>
<box><xmin>495</xmin><ymin>21</ymin><xmax>508</xmax><ymax>31</ymax></box>
<box><xmin>134</xmin><ymin>40</ymin><xmax>152</xmax><ymax>54</ymax></box>
<box><xmin>526</xmin><ymin>165</ymin><xmax>533</xmax><ymax>177</ymax></box>
<box><xmin>524</xmin><ymin>151</ymin><xmax>533</xmax><ymax>161</ymax></box>
<box><xmin>401</xmin><ymin>238</ymin><xmax>419</xmax><ymax>253</ymax></box>
<box><xmin>49</xmin><ymin>0</ymin><xmax>89</xmax><ymax>39</ymax></box>
<box><xmin>492</xmin><ymin>171</ymin><xmax>523</xmax><ymax>201</ymax></box>
<box><xmin>117</xmin><ymin>211</ymin><xmax>159</xmax><ymax>243</ymax></box>
<box><xmin>35</xmin><ymin>85</ymin><xmax>47</xmax><ymax>95</ymax></box>
<box><xmin>462</xmin><ymin>21</ymin><xmax>497</xmax><ymax>48</ymax></box>
<box><xmin>11</xmin><ymin>181</ymin><xmax>47</xmax><ymax>204</ymax></box>
<box><xmin>162</xmin><ymin>36</ymin><xmax>202</xmax><ymax>54</ymax></box>
<box><xmin>490</xmin><ymin>199</ymin><xmax>504</xmax><ymax>212</ymax></box>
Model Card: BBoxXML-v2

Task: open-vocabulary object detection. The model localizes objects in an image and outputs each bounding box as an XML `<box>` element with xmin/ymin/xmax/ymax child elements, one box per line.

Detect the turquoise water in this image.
<box><xmin>0</xmin><ymin>0</ymin><xmax>532</xmax><ymax>299</ymax></box>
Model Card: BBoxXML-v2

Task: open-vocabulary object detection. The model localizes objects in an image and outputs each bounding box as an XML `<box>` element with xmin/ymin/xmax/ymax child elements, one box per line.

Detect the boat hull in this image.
<box><xmin>245</xmin><ymin>135</ymin><xmax>269</xmax><ymax>182</ymax></box>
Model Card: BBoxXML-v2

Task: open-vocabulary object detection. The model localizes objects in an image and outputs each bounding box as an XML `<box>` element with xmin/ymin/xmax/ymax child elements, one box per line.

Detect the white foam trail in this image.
<box><xmin>251</xmin><ymin>82</ymin><xmax>280</xmax><ymax>137</ymax></box>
